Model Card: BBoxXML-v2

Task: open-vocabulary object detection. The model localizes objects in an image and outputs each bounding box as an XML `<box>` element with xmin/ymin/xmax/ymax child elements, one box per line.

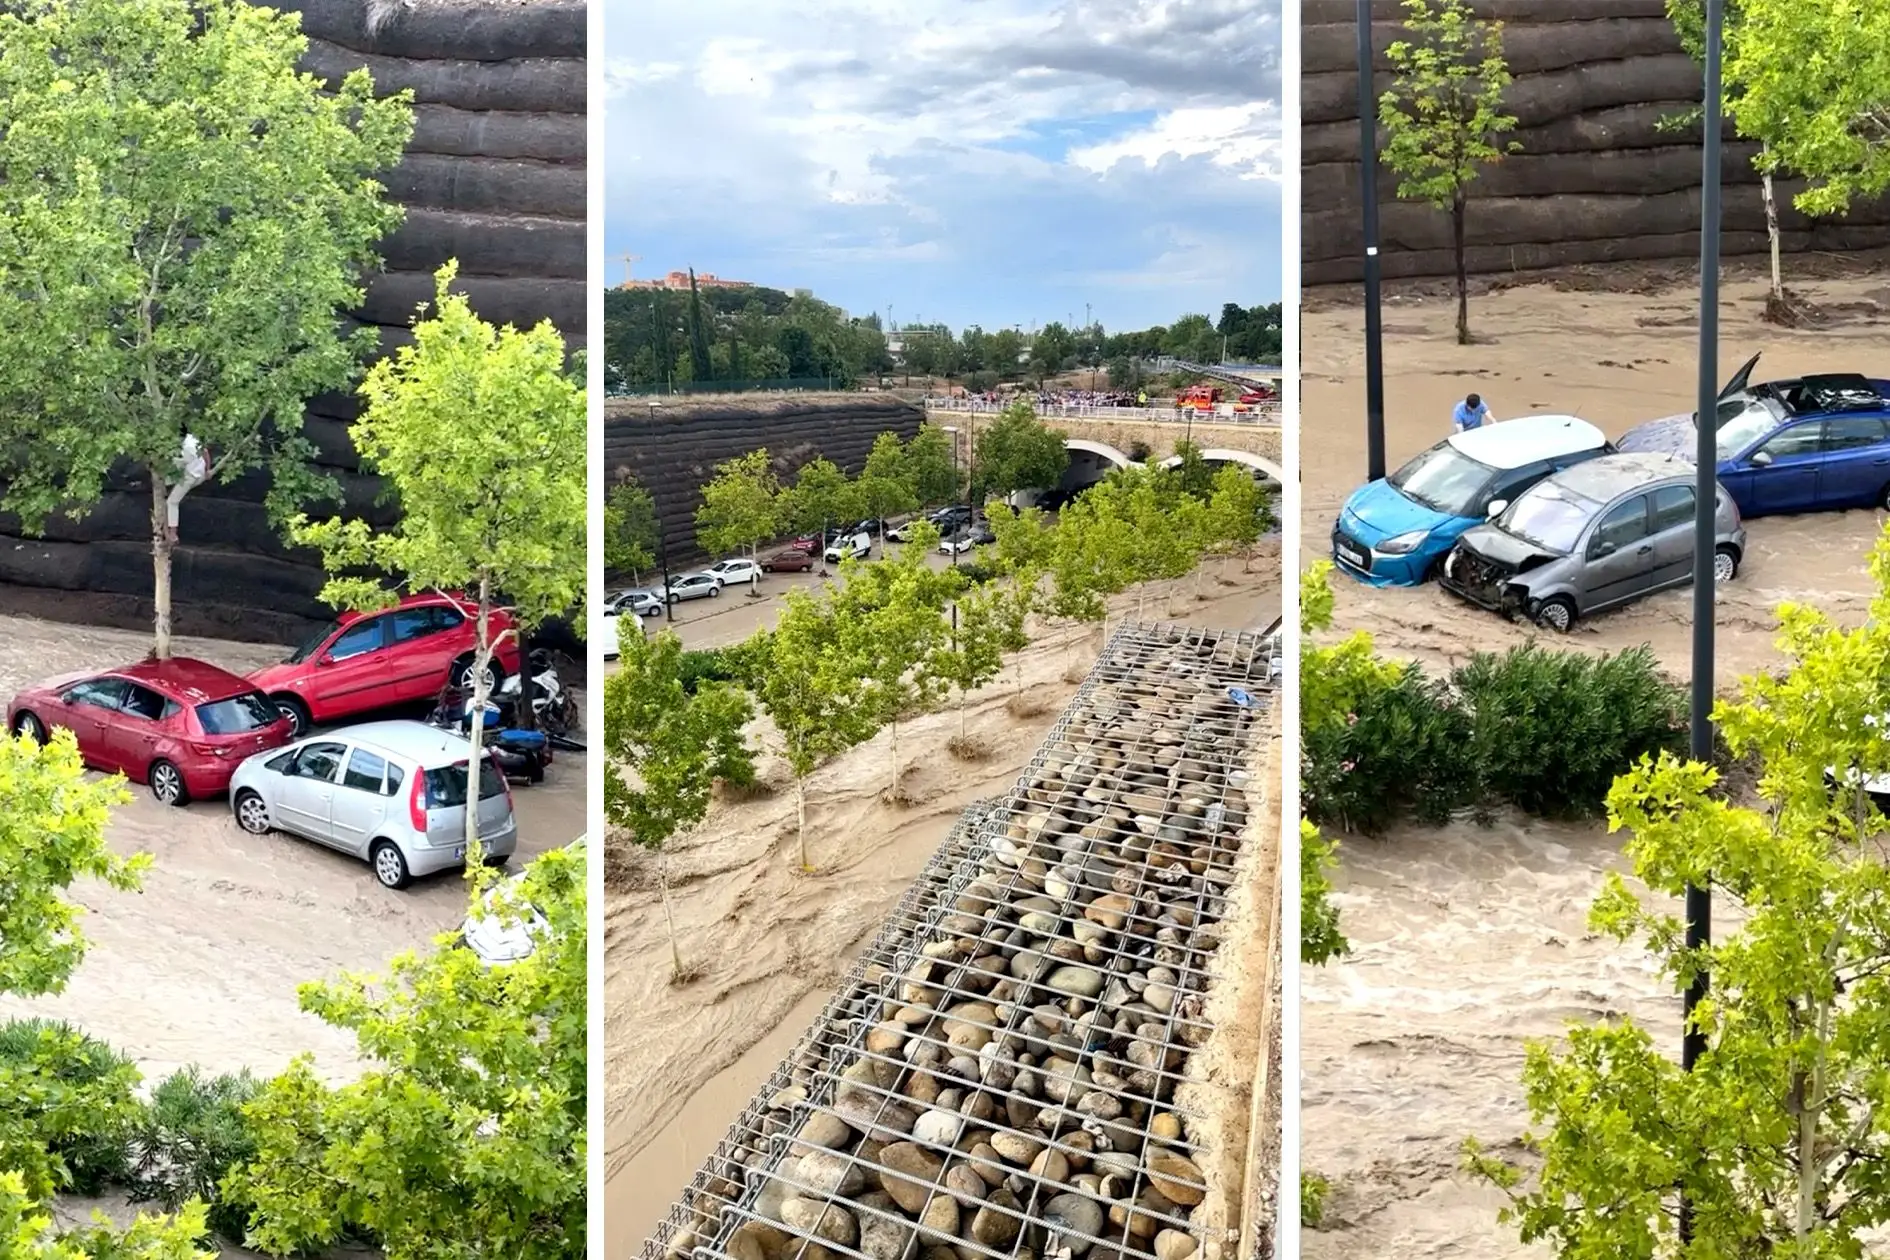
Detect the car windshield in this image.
<box><xmin>1387</xmin><ymin>443</ymin><xmax>1495</xmax><ymax>516</ymax></box>
<box><xmin>1714</xmin><ymin>395</ymin><xmax>1785</xmax><ymax>459</ymax></box>
<box><xmin>286</xmin><ymin>621</ymin><xmax>339</xmax><ymax>665</ymax></box>
<box><xmin>1498</xmin><ymin>480</ymin><xmax>1598</xmax><ymax>554</ymax></box>
<box><xmin>196</xmin><ymin>691</ymin><xmax>280</xmax><ymax>735</ymax></box>
<box><xmin>424</xmin><ymin>759</ymin><xmax>507</xmax><ymax>807</ymax></box>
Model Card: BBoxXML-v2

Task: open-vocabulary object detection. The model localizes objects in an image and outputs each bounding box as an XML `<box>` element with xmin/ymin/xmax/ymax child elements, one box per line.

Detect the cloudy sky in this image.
<box><xmin>601</xmin><ymin>0</ymin><xmax>1282</xmax><ymax>333</ymax></box>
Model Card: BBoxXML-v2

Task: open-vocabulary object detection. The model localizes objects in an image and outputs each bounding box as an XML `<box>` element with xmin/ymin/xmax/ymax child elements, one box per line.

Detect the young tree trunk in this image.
<box><xmin>1453</xmin><ymin>193</ymin><xmax>1470</xmax><ymax>345</ymax></box>
<box><xmin>888</xmin><ymin>717</ymin><xmax>901</xmax><ymax>794</ymax></box>
<box><xmin>796</xmin><ymin>776</ymin><xmax>810</xmax><ymax>871</ymax></box>
<box><xmin>151</xmin><ymin>477</ymin><xmax>175</xmax><ymax>661</ymax></box>
<box><xmin>661</xmin><ymin>853</ymin><xmax>685</xmax><ymax>980</ymax></box>
<box><xmin>958</xmin><ymin>689</ymin><xmax>968</xmax><ymax>739</ymax></box>
<box><xmin>1763</xmin><ymin>165</ymin><xmax>1787</xmax><ymax>321</ymax></box>
<box><xmin>465</xmin><ymin>575</ymin><xmax>496</xmax><ymax>866</ymax></box>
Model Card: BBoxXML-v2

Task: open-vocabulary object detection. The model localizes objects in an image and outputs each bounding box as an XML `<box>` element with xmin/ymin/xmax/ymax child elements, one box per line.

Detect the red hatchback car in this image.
<box><xmin>247</xmin><ymin>593</ymin><xmax>522</xmax><ymax>738</ymax></box>
<box><xmin>7</xmin><ymin>658</ymin><xmax>293</xmax><ymax>805</ymax></box>
<box><xmin>760</xmin><ymin>548</ymin><xmax>814</xmax><ymax>573</ymax></box>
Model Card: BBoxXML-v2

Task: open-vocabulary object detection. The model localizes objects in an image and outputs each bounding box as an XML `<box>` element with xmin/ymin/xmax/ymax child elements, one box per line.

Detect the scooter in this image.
<box><xmin>425</xmin><ymin>685</ymin><xmax>553</xmax><ymax>784</ymax></box>
<box><xmin>497</xmin><ymin>649</ymin><xmax>578</xmax><ymax>734</ymax></box>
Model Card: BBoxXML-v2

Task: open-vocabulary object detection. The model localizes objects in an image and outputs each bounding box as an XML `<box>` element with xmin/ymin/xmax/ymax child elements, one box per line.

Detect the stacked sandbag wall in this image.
<box><xmin>1302</xmin><ymin>0</ymin><xmax>1890</xmax><ymax>287</ymax></box>
<box><xmin>603</xmin><ymin>397</ymin><xmax>925</xmax><ymax>567</ymax></box>
<box><xmin>0</xmin><ymin>0</ymin><xmax>584</xmax><ymax>646</ymax></box>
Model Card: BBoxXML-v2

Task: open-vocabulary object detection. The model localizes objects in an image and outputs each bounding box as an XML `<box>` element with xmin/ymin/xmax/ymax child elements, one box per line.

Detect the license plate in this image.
<box><xmin>1336</xmin><ymin>540</ymin><xmax>1368</xmax><ymax>568</ymax></box>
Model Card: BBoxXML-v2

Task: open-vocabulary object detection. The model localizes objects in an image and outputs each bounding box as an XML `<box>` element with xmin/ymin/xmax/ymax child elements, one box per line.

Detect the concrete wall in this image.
<box><xmin>0</xmin><ymin>0</ymin><xmax>585</xmax><ymax>645</ymax></box>
<box><xmin>603</xmin><ymin>396</ymin><xmax>926</xmax><ymax>568</ymax></box>
<box><xmin>1303</xmin><ymin>0</ymin><xmax>1890</xmax><ymax>287</ymax></box>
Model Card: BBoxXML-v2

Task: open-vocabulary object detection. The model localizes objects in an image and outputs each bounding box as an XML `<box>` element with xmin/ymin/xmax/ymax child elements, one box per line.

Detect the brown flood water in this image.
<box><xmin>1300</xmin><ymin>273</ymin><xmax>1890</xmax><ymax>1257</ymax></box>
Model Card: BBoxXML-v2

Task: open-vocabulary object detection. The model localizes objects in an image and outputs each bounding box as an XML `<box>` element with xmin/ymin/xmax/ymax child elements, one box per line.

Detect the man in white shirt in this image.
<box><xmin>167</xmin><ymin>432</ymin><xmax>208</xmax><ymax>543</ymax></box>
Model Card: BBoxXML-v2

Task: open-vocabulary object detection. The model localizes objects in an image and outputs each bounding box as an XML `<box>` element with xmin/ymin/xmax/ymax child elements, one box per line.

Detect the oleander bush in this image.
<box><xmin>125</xmin><ymin>1067</ymin><xmax>260</xmax><ymax>1241</ymax></box>
<box><xmin>0</xmin><ymin>1018</ymin><xmax>139</xmax><ymax>1197</ymax></box>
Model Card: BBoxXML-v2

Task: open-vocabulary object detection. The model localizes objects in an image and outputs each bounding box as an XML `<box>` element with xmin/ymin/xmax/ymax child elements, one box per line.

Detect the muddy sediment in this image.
<box><xmin>637</xmin><ymin>623</ymin><xmax>1277</xmax><ymax>1260</ymax></box>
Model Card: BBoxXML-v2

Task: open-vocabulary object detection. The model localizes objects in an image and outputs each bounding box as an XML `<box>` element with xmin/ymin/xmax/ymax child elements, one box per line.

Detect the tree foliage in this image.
<box><xmin>1722</xmin><ymin>0</ymin><xmax>1890</xmax><ymax>217</ymax></box>
<box><xmin>780</xmin><ymin>457</ymin><xmax>864</xmax><ymax>538</ymax></box>
<box><xmin>1467</xmin><ymin>529</ymin><xmax>1890</xmax><ymax>1257</ymax></box>
<box><xmin>0</xmin><ymin>1175</ymin><xmax>211</xmax><ymax>1260</ymax></box>
<box><xmin>973</xmin><ymin>401</ymin><xmax>1069</xmax><ymax>501</ymax></box>
<box><xmin>0</xmin><ymin>0</ymin><xmax>413</xmax><ymax>657</ymax></box>
<box><xmin>695</xmin><ymin>449</ymin><xmax>782</xmax><ymax>558</ymax></box>
<box><xmin>0</xmin><ymin>730</ymin><xmax>142</xmax><ymax>999</ymax></box>
<box><xmin>858</xmin><ymin>432</ymin><xmax>920</xmax><ymax>523</ymax></box>
<box><xmin>904</xmin><ymin>422</ymin><xmax>962</xmax><ymax>508</ymax></box>
<box><xmin>604</xmin><ymin>476</ymin><xmax>659</xmax><ymax>579</ymax></box>
<box><xmin>1378</xmin><ymin>0</ymin><xmax>1519</xmax><ymax>344</ymax></box>
<box><xmin>233</xmin><ymin>845</ymin><xmax>587</xmax><ymax>1260</ymax></box>
<box><xmin>292</xmin><ymin>263</ymin><xmax>586</xmax><ymax>854</ymax></box>
<box><xmin>604</xmin><ymin>628</ymin><xmax>754</xmax><ymax>976</ymax></box>
<box><xmin>1301</xmin><ymin>821</ymin><xmax>1350</xmax><ymax>967</ymax></box>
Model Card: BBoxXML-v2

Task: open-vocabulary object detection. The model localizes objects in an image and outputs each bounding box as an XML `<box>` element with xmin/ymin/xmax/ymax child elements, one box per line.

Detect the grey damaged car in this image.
<box><xmin>1437</xmin><ymin>451</ymin><xmax>1746</xmax><ymax>632</ymax></box>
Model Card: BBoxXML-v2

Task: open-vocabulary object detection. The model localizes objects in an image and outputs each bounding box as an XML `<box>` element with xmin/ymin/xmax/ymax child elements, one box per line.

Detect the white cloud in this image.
<box><xmin>601</xmin><ymin>0</ymin><xmax>1283</xmax><ymax>327</ymax></box>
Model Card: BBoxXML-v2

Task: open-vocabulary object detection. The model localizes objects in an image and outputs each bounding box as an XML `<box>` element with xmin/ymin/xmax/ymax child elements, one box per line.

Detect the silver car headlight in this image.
<box><xmin>1376</xmin><ymin>530</ymin><xmax>1430</xmax><ymax>555</ymax></box>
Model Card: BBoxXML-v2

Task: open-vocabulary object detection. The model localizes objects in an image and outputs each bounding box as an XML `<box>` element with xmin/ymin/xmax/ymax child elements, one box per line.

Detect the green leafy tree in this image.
<box><xmin>973</xmin><ymin>400</ymin><xmax>1070</xmax><ymax>503</ymax></box>
<box><xmin>604</xmin><ymin>627</ymin><xmax>755</xmax><ymax>979</ymax></box>
<box><xmin>905</xmin><ymin>423</ymin><xmax>962</xmax><ymax>508</ymax></box>
<box><xmin>1377</xmin><ymin>0</ymin><xmax>1519</xmax><ymax>344</ymax></box>
<box><xmin>928</xmin><ymin>582</ymin><xmax>1010</xmax><ymax>748</ymax></box>
<box><xmin>985</xmin><ymin>502</ymin><xmax>1058</xmax><ymax>582</ymax></box>
<box><xmin>1724</xmin><ymin>0</ymin><xmax>1890</xmax><ymax>228</ymax></box>
<box><xmin>0</xmin><ymin>730</ymin><xmax>142</xmax><ymax>998</ymax></box>
<box><xmin>835</xmin><ymin>522</ymin><xmax>958</xmax><ymax>791</ymax></box>
<box><xmin>604</xmin><ymin>476</ymin><xmax>659</xmax><ymax>581</ymax></box>
<box><xmin>1045</xmin><ymin>486</ymin><xmax>1139</xmax><ymax>636</ymax></box>
<box><xmin>780</xmin><ymin>457</ymin><xmax>865</xmax><ymax>542</ymax></box>
<box><xmin>1029</xmin><ymin>322</ymin><xmax>1076</xmax><ymax>381</ymax></box>
<box><xmin>292</xmin><ymin>264</ymin><xmax>586</xmax><ymax>861</ymax></box>
<box><xmin>1465</xmin><ymin>531</ymin><xmax>1890</xmax><ymax>1256</ymax></box>
<box><xmin>1168</xmin><ymin>442</ymin><xmax>1218</xmax><ymax>500</ymax></box>
<box><xmin>859</xmin><ymin>432</ymin><xmax>920</xmax><ymax>525</ymax></box>
<box><xmin>233</xmin><ymin>845</ymin><xmax>586</xmax><ymax>1260</ymax></box>
<box><xmin>695</xmin><ymin>449</ymin><xmax>781</xmax><ymax>560</ymax></box>
<box><xmin>748</xmin><ymin>591</ymin><xmax>883</xmax><ymax>870</ymax></box>
<box><xmin>1</xmin><ymin>1176</ymin><xmax>212</xmax><ymax>1260</ymax></box>
<box><xmin>0</xmin><ymin>0</ymin><xmax>413</xmax><ymax>659</ymax></box>
<box><xmin>1301</xmin><ymin>821</ymin><xmax>1349</xmax><ymax>967</ymax></box>
<box><xmin>1206</xmin><ymin>463</ymin><xmax>1274</xmax><ymax>576</ymax></box>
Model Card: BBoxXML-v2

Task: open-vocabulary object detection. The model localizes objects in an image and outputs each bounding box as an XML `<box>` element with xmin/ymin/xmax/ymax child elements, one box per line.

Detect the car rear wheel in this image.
<box><xmin>11</xmin><ymin>711</ymin><xmax>44</xmax><ymax>743</ymax></box>
<box><xmin>1534</xmin><ymin>597</ymin><xmax>1577</xmax><ymax>634</ymax></box>
<box><xmin>1880</xmin><ymin>482</ymin><xmax>1890</xmax><ymax>513</ymax></box>
<box><xmin>371</xmin><ymin>840</ymin><xmax>412</xmax><ymax>890</ymax></box>
<box><xmin>710</xmin><ymin>585</ymin><xmax>721</xmax><ymax>597</ymax></box>
<box><xmin>272</xmin><ymin>695</ymin><xmax>311</xmax><ymax>739</ymax></box>
<box><xmin>1713</xmin><ymin>545</ymin><xmax>1740</xmax><ymax>583</ymax></box>
<box><xmin>234</xmin><ymin>790</ymin><xmax>271</xmax><ymax>835</ymax></box>
<box><xmin>453</xmin><ymin>655</ymin><xmax>504</xmax><ymax>693</ymax></box>
<box><xmin>149</xmin><ymin>760</ymin><xmax>189</xmax><ymax>807</ymax></box>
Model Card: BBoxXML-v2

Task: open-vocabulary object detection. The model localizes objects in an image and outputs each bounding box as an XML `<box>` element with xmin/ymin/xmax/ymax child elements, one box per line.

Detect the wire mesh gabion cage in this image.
<box><xmin>639</xmin><ymin>621</ymin><xmax>1274</xmax><ymax>1260</ymax></box>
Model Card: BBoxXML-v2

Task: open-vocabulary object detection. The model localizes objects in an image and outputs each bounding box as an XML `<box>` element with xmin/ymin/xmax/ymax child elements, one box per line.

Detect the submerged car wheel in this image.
<box><xmin>1534</xmin><ymin>597</ymin><xmax>1577</xmax><ymax>633</ymax></box>
<box><xmin>1713</xmin><ymin>545</ymin><xmax>1739</xmax><ymax>583</ymax></box>
<box><xmin>11</xmin><ymin>711</ymin><xmax>45</xmax><ymax>743</ymax></box>
<box><xmin>371</xmin><ymin>840</ymin><xmax>412</xmax><ymax>890</ymax></box>
<box><xmin>234</xmin><ymin>790</ymin><xmax>271</xmax><ymax>835</ymax></box>
<box><xmin>149</xmin><ymin>760</ymin><xmax>189</xmax><ymax>807</ymax></box>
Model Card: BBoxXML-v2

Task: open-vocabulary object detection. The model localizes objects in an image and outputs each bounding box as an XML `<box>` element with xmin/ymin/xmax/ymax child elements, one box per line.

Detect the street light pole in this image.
<box><xmin>1681</xmin><ymin>0</ymin><xmax>1723</xmax><ymax>1244</ymax></box>
<box><xmin>649</xmin><ymin>400</ymin><xmax>674</xmax><ymax>619</ymax></box>
<box><xmin>1358</xmin><ymin>0</ymin><xmax>1387</xmax><ymax>482</ymax></box>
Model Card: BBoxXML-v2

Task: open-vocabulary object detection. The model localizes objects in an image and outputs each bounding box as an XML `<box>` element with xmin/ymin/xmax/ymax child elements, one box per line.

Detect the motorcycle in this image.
<box><xmin>498</xmin><ymin>649</ymin><xmax>578</xmax><ymax>735</ymax></box>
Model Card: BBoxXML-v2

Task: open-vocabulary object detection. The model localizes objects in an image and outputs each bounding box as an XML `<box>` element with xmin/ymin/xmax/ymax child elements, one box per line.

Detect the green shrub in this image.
<box><xmin>675</xmin><ymin>649</ymin><xmax>737</xmax><ymax>694</ymax></box>
<box><xmin>1302</xmin><ymin>1171</ymin><xmax>1332</xmax><ymax>1228</ymax></box>
<box><xmin>1454</xmin><ymin>643</ymin><xmax>1685</xmax><ymax>818</ymax></box>
<box><xmin>125</xmin><ymin>1067</ymin><xmax>260</xmax><ymax>1242</ymax></box>
<box><xmin>955</xmin><ymin>559</ymin><xmax>1000</xmax><ymax>585</ymax></box>
<box><xmin>0</xmin><ymin>1018</ymin><xmax>140</xmax><ymax>1197</ymax></box>
<box><xmin>1301</xmin><ymin>667</ymin><xmax>1476</xmax><ymax>835</ymax></box>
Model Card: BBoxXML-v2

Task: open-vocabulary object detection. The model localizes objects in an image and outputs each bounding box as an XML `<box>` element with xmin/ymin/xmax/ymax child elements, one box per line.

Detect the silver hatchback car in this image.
<box><xmin>1439</xmin><ymin>451</ymin><xmax>1746</xmax><ymax>632</ymax></box>
<box><xmin>228</xmin><ymin>720</ymin><xmax>519</xmax><ymax>889</ymax></box>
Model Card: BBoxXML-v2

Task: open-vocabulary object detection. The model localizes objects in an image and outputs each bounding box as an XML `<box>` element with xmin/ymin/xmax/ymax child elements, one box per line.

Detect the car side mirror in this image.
<box><xmin>1594</xmin><ymin>541</ymin><xmax>1618</xmax><ymax>558</ymax></box>
<box><xmin>316</xmin><ymin>654</ymin><xmax>334</xmax><ymax>667</ymax></box>
<box><xmin>1486</xmin><ymin>499</ymin><xmax>1509</xmax><ymax>519</ymax></box>
<box><xmin>1750</xmin><ymin>450</ymin><xmax>1774</xmax><ymax>467</ymax></box>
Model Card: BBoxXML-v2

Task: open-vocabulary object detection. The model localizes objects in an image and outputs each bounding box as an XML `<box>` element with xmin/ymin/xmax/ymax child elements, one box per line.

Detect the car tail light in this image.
<box><xmin>409</xmin><ymin>769</ymin><xmax>428</xmax><ymax>831</ymax></box>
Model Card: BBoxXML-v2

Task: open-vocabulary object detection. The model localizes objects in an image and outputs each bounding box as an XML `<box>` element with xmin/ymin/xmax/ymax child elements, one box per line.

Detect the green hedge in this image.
<box><xmin>1303</xmin><ymin>643</ymin><xmax>1685</xmax><ymax>835</ymax></box>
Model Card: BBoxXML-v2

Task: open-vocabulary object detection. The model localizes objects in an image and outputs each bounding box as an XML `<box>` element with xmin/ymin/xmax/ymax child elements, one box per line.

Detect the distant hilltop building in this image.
<box><xmin>619</xmin><ymin>270</ymin><xmax>753</xmax><ymax>292</ymax></box>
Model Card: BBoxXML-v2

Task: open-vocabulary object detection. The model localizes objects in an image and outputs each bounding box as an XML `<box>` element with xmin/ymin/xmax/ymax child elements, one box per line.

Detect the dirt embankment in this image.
<box><xmin>603</xmin><ymin>557</ymin><xmax>1281</xmax><ymax>1255</ymax></box>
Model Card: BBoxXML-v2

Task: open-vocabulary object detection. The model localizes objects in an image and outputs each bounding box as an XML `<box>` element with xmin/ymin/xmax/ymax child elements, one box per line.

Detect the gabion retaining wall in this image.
<box><xmin>640</xmin><ymin>622</ymin><xmax>1274</xmax><ymax>1260</ymax></box>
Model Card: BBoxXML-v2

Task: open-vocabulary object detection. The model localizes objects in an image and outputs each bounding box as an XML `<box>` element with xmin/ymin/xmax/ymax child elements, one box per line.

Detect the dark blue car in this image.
<box><xmin>1617</xmin><ymin>352</ymin><xmax>1890</xmax><ymax>517</ymax></box>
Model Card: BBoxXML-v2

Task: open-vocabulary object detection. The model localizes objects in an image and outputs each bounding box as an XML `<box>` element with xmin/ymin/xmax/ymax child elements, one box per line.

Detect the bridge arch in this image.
<box><xmin>1058</xmin><ymin>438</ymin><xmax>1135</xmax><ymax>493</ymax></box>
<box><xmin>1159</xmin><ymin>447</ymin><xmax>1284</xmax><ymax>486</ymax></box>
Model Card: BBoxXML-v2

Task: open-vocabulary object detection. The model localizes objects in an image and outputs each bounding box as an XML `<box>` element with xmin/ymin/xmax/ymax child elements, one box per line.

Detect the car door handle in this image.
<box><xmin>1873</xmin><ymin>458</ymin><xmax>1890</xmax><ymax>466</ymax></box>
<box><xmin>1637</xmin><ymin>545</ymin><xmax>1654</xmax><ymax>554</ymax></box>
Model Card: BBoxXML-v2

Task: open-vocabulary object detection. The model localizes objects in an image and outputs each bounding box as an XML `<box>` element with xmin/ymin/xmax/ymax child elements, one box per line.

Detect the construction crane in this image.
<box><xmin>620</xmin><ymin>253</ymin><xmax>642</xmax><ymax>287</ymax></box>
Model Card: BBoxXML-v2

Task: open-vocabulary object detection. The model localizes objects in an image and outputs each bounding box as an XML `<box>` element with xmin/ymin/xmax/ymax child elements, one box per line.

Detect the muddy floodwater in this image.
<box><xmin>1298</xmin><ymin>270</ymin><xmax>1890</xmax><ymax>1256</ymax></box>
<box><xmin>0</xmin><ymin>613</ymin><xmax>586</xmax><ymax>1086</ymax></box>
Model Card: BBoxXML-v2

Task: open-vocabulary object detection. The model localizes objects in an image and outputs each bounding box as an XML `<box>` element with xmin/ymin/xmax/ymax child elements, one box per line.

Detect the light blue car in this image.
<box><xmin>1332</xmin><ymin>415</ymin><xmax>1612</xmax><ymax>586</ymax></box>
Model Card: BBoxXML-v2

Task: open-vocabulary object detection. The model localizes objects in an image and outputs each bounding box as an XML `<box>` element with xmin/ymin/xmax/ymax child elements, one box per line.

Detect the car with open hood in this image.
<box><xmin>1332</xmin><ymin>415</ymin><xmax>1611</xmax><ymax>586</ymax></box>
<box><xmin>1616</xmin><ymin>352</ymin><xmax>1890</xmax><ymax>517</ymax></box>
<box><xmin>1438</xmin><ymin>451</ymin><xmax>1745</xmax><ymax>632</ymax></box>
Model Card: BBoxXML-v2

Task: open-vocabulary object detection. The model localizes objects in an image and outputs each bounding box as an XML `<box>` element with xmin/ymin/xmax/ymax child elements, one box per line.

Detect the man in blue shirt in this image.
<box><xmin>1452</xmin><ymin>393</ymin><xmax>1492</xmax><ymax>432</ymax></box>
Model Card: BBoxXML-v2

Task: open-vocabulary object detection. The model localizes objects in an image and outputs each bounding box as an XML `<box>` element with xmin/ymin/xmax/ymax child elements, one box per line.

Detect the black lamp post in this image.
<box><xmin>1681</xmin><ymin>0</ymin><xmax>1723</xmax><ymax>1244</ymax></box>
<box><xmin>943</xmin><ymin>425</ymin><xmax>961</xmax><ymax>567</ymax></box>
<box><xmin>649</xmin><ymin>400</ymin><xmax>675</xmax><ymax>619</ymax></box>
<box><xmin>1358</xmin><ymin>0</ymin><xmax>1386</xmax><ymax>482</ymax></box>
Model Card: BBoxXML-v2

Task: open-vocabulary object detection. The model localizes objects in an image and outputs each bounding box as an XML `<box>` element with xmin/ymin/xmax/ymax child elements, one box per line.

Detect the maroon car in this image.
<box><xmin>761</xmin><ymin>547</ymin><xmax>815</xmax><ymax>573</ymax></box>
<box><xmin>7</xmin><ymin>658</ymin><xmax>293</xmax><ymax>806</ymax></box>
